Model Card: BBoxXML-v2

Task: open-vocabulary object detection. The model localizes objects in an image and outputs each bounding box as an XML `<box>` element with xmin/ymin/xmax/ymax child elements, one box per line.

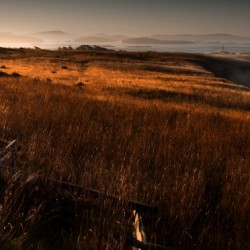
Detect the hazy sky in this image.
<box><xmin>1</xmin><ymin>0</ymin><xmax>250</xmax><ymax>36</ymax></box>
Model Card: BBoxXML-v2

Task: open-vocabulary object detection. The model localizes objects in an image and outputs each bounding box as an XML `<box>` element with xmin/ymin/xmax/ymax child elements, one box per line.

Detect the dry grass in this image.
<box><xmin>0</xmin><ymin>48</ymin><xmax>249</xmax><ymax>249</ymax></box>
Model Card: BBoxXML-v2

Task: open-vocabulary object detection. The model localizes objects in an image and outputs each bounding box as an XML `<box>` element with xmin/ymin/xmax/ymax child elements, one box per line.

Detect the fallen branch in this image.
<box><xmin>0</xmin><ymin>138</ymin><xmax>172</xmax><ymax>249</ymax></box>
<box><xmin>47</xmin><ymin>177</ymin><xmax>158</xmax><ymax>215</ymax></box>
<box><xmin>45</xmin><ymin>178</ymin><xmax>172</xmax><ymax>249</ymax></box>
<box><xmin>0</xmin><ymin>138</ymin><xmax>17</xmax><ymax>169</ymax></box>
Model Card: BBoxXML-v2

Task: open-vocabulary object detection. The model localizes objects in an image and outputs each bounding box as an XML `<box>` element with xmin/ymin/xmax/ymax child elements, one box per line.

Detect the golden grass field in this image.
<box><xmin>0</xmin><ymin>48</ymin><xmax>249</xmax><ymax>249</ymax></box>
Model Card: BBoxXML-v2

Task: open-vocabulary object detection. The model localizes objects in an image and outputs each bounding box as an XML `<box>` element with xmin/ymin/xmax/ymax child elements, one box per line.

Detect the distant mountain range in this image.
<box><xmin>1</xmin><ymin>31</ymin><xmax>250</xmax><ymax>45</ymax></box>
<box><xmin>75</xmin><ymin>34</ymin><xmax>130</xmax><ymax>43</ymax></box>
<box><xmin>29</xmin><ymin>31</ymin><xmax>77</xmax><ymax>41</ymax></box>
<box><xmin>150</xmin><ymin>33</ymin><xmax>250</xmax><ymax>42</ymax></box>
<box><xmin>75</xmin><ymin>36</ymin><xmax>116</xmax><ymax>43</ymax></box>
<box><xmin>123</xmin><ymin>37</ymin><xmax>194</xmax><ymax>45</ymax></box>
<box><xmin>76</xmin><ymin>33</ymin><xmax>250</xmax><ymax>44</ymax></box>
<box><xmin>0</xmin><ymin>34</ymin><xmax>43</xmax><ymax>44</ymax></box>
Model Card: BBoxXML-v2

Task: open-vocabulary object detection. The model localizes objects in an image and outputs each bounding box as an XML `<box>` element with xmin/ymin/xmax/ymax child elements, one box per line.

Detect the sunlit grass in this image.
<box><xmin>0</xmin><ymin>48</ymin><xmax>249</xmax><ymax>249</ymax></box>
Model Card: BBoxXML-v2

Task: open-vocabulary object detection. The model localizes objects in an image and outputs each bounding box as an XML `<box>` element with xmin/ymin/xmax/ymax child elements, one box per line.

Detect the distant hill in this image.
<box><xmin>30</xmin><ymin>31</ymin><xmax>77</xmax><ymax>41</ymax></box>
<box><xmin>94</xmin><ymin>34</ymin><xmax>130</xmax><ymax>41</ymax></box>
<box><xmin>32</xmin><ymin>30</ymin><xmax>67</xmax><ymax>35</ymax></box>
<box><xmin>123</xmin><ymin>37</ymin><xmax>194</xmax><ymax>45</ymax></box>
<box><xmin>0</xmin><ymin>34</ymin><xmax>43</xmax><ymax>44</ymax></box>
<box><xmin>150</xmin><ymin>33</ymin><xmax>250</xmax><ymax>42</ymax></box>
<box><xmin>75</xmin><ymin>36</ymin><xmax>114</xmax><ymax>43</ymax></box>
<box><xmin>76</xmin><ymin>33</ymin><xmax>250</xmax><ymax>44</ymax></box>
<box><xmin>75</xmin><ymin>34</ymin><xmax>130</xmax><ymax>43</ymax></box>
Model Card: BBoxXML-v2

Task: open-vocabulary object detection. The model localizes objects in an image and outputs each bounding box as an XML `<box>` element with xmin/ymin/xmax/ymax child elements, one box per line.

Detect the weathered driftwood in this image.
<box><xmin>45</xmin><ymin>178</ymin><xmax>171</xmax><ymax>249</ymax></box>
<box><xmin>0</xmin><ymin>138</ymin><xmax>172</xmax><ymax>249</ymax></box>
<box><xmin>47</xmin><ymin>178</ymin><xmax>157</xmax><ymax>215</ymax></box>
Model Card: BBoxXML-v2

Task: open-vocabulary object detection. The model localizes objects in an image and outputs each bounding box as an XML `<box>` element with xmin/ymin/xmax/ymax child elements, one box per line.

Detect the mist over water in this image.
<box><xmin>1</xmin><ymin>41</ymin><xmax>250</xmax><ymax>54</ymax></box>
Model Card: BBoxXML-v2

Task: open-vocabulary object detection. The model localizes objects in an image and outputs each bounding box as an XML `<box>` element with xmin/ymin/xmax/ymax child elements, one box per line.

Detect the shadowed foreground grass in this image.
<box><xmin>0</xmin><ymin>49</ymin><xmax>249</xmax><ymax>249</ymax></box>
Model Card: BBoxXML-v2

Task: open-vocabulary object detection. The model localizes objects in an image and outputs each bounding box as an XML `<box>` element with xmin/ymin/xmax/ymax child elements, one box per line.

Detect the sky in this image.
<box><xmin>0</xmin><ymin>0</ymin><xmax>250</xmax><ymax>36</ymax></box>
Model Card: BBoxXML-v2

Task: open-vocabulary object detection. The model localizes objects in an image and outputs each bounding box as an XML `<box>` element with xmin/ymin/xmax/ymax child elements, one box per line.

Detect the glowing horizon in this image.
<box><xmin>0</xmin><ymin>0</ymin><xmax>249</xmax><ymax>37</ymax></box>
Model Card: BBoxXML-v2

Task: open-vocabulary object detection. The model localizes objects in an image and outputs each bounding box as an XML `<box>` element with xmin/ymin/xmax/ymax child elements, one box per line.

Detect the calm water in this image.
<box><xmin>1</xmin><ymin>41</ymin><xmax>250</xmax><ymax>54</ymax></box>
